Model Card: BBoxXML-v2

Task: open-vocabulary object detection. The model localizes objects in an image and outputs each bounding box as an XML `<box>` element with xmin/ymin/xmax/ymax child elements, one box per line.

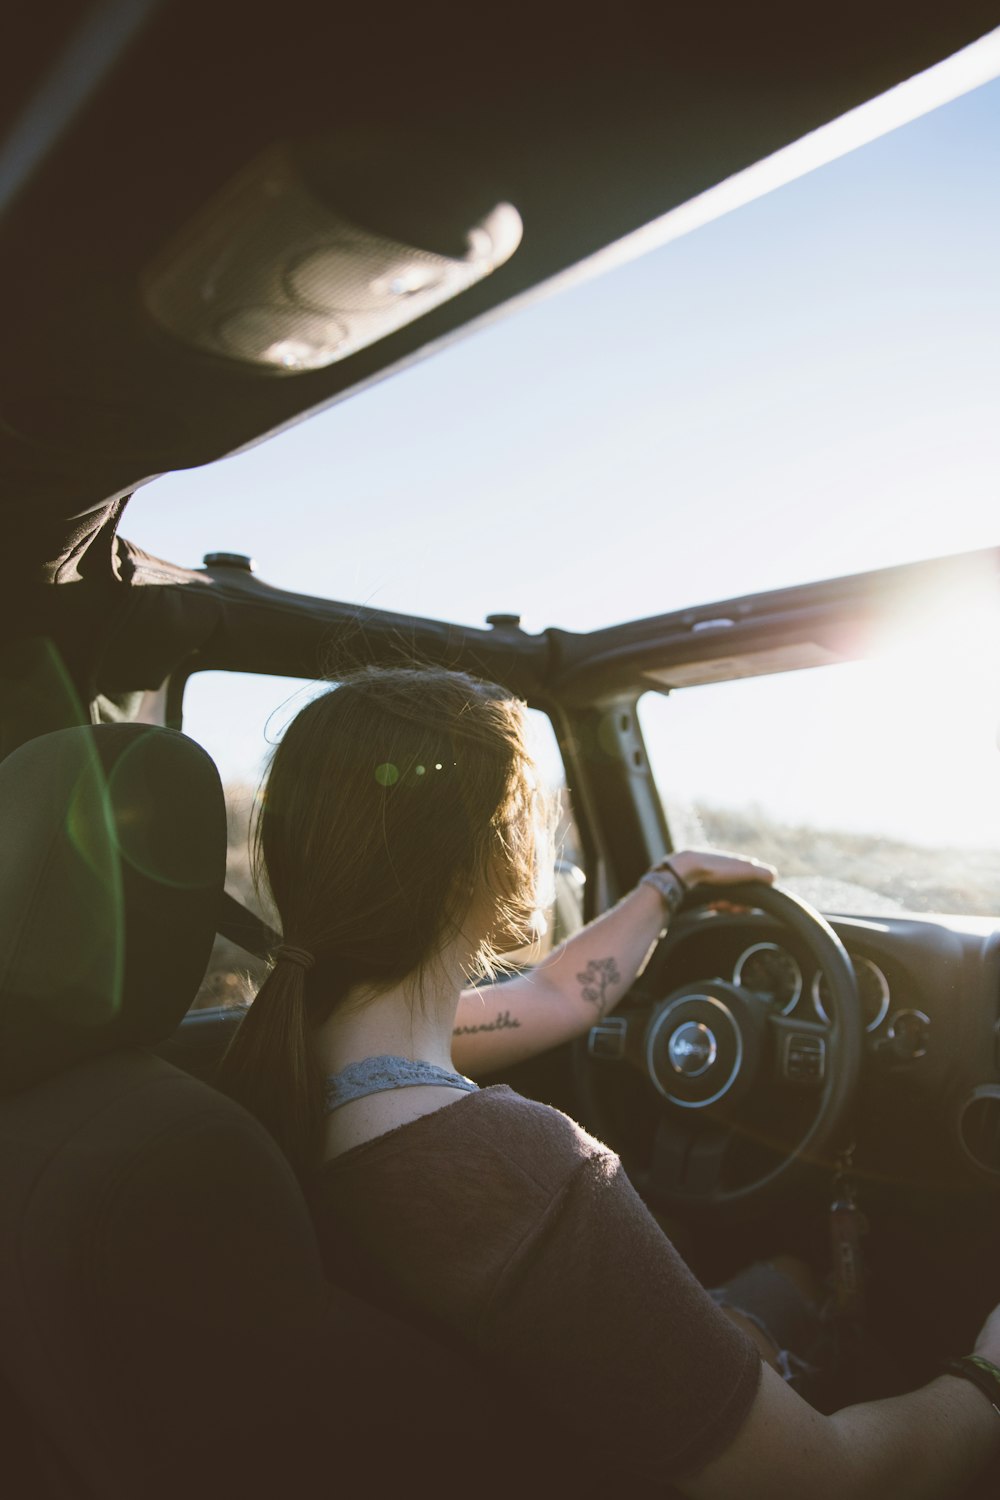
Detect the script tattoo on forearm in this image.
<box><xmin>577</xmin><ymin>957</ymin><xmax>621</xmax><ymax>1019</ymax></box>
<box><xmin>453</xmin><ymin>1009</ymin><xmax>522</xmax><ymax>1037</ymax></box>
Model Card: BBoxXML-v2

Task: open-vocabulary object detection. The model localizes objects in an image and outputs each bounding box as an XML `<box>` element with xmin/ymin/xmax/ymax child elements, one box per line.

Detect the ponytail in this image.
<box><xmin>218</xmin><ymin>956</ymin><xmax>325</xmax><ymax>1177</ymax></box>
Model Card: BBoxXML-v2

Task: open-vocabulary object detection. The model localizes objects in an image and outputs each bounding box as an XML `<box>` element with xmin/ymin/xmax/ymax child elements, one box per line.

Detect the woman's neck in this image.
<box><xmin>312</xmin><ymin>939</ymin><xmax>473</xmax><ymax>1077</ymax></box>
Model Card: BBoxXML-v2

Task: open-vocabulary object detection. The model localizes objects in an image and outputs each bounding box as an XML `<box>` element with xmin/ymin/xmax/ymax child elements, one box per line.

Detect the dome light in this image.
<box><xmin>141</xmin><ymin>143</ymin><xmax>522</xmax><ymax>374</ymax></box>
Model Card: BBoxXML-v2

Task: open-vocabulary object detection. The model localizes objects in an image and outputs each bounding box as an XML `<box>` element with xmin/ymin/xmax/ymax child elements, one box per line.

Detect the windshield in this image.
<box><xmin>638</xmin><ymin>585</ymin><xmax>1000</xmax><ymax>916</ymax></box>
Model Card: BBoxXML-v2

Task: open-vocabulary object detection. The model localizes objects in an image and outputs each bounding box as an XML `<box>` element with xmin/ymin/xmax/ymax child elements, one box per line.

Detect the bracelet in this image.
<box><xmin>944</xmin><ymin>1355</ymin><xmax>1000</xmax><ymax>1418</ymax></box>
<box><xmin>640</xmin><ymin>862</ymin><xmax>687</xmax><ymax>920</ymax></box>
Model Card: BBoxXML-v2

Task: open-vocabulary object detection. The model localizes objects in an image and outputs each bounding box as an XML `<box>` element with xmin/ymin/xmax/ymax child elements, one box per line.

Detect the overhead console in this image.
<box><xmin>142</xmin><ymin>137</ymin><xmax>522</xmax><ymax>374</ymax></box>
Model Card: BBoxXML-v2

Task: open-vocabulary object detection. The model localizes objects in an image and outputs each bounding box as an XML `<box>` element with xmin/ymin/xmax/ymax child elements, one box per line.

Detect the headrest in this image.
<box><xmin>0</xmin><ymin>725</ymin><xmax>226</xmax><ymax>1094</ymax></box>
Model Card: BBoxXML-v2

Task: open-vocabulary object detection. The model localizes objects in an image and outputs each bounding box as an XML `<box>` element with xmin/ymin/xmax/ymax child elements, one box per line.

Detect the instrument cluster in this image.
<box><xmin>732</xmin><ymin>940</ymin><xmax>891</xmax><ymax>1033</ymax></box>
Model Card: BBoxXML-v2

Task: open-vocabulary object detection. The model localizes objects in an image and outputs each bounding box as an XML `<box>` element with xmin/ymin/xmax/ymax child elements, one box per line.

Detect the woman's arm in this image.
<box><xmin>451</xmin><ymin>849</ymin><xmax>774</xmax><ymax>1076</ymax></box>
<box><xmin>678</xmin><ymin>1352</ymin><xmax>1000</xmax><ymax>1500</ymax></box>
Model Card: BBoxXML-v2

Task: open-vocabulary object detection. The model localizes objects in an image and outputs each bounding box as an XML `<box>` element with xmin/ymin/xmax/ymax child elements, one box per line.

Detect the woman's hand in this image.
<box><xmin>669</xmin><ymin>849</ymin><xmax>777</xmax><ymax>890</ymax></box>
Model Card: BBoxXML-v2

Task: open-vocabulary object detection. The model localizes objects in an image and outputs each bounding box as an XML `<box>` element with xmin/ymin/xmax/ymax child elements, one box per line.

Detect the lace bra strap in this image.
<box><xmin>324</xmin><ymin>1054</ymin><xmax>479</xmax><ymax>1116</ymax></box>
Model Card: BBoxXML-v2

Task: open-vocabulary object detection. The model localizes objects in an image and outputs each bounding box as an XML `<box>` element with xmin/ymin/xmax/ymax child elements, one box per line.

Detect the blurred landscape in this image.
<box><xmin>690</xmin><ymin>802</ymin><xmax>1000</xmax><ymax>920</ymax></box>
<box><xmin>194</xmin><ymin>786</ymin><xmax>271</xmax><ymax>1010</ymax></box>
<box><xmin>192</xmin><ymin>788</ymin><xmax>1000</xmax><ymax>1009</ymax></box>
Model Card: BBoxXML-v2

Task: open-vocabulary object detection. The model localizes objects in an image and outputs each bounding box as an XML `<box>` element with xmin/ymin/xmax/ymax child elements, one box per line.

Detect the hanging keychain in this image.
<box><xmin>829</xmin><ymin>1143</ymin><xmax>868</xmax><ymax>1322</ymax></box>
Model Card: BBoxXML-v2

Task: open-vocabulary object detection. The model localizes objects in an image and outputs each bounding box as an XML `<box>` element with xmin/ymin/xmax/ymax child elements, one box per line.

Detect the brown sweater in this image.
<box><xmin>310</xmin><ymin>1084</ymin><xmax>760</xmax><ymax>1487</ymax></box>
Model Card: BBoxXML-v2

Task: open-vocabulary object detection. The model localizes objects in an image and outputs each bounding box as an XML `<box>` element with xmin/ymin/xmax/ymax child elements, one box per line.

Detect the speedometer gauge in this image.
<box><xmin>812</xmin><ymin>955</ymin><xmax>890</xmax><ymax>1032</ymax></box>
<box><xmin>732</xmin><ymin>942</ymin><xmax>802</xmax><ymax>1015</ymax></box>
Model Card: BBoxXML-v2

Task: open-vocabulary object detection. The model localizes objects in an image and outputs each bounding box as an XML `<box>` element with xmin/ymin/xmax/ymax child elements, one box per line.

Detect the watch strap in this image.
<box><xmin>640</xmin><ymin>864</ymin><xmax>686</xmax><ymax>919</ymax></box>
<box><xmin>944</xmin><ymin>1355</ymin><xmax>1000</xmax><ymax>1417</ymax></box>
<box><xmin>658</xmin><ymin>858</ymin><xmax>689</xmax><ymax>889</ymax></box>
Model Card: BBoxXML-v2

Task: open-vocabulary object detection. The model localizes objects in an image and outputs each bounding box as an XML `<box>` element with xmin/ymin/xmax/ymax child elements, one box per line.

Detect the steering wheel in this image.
<box><xmin>577</xmin><ymin>881</ymin><xmax>862</xmax><ymax>1218</ymax></box>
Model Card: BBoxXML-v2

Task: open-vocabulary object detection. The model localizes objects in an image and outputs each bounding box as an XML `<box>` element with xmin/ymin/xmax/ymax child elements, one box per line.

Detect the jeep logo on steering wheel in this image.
<box><xmin>667</xmin><ymin>1021</ymin><xmax>718</xmax><ymax>1077</ymax></box>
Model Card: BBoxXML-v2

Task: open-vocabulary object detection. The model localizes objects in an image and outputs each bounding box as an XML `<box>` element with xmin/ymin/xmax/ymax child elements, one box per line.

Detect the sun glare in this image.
<box><xmin>641</xmin><ymin>558</ymin><xmax>1000</xmax><ymax>907</ymax></box>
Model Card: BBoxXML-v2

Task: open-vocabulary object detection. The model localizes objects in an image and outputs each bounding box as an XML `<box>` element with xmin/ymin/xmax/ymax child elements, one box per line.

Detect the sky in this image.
<box><xmin>126</xmin><ymin>56</ymin><xmax>1000</xmax><ymax>849</ymax></box>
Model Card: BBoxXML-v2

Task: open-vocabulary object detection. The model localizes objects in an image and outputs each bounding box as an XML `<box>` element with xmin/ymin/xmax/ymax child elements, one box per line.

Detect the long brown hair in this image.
<box><xmin>217</xmin><ymin>666</ymin><xmax>541</xmax><ymax>1174</ymax></box>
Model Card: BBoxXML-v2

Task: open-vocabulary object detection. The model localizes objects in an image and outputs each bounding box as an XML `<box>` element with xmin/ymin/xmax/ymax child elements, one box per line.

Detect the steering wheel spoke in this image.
<box><xmin>585</xmin><ymin>1007</ymin><xmax>641</xmax><ymax>1064</ymax></box>
<box><xmin>647</xmin><ymin>1117</ymin><xmax>732</xmax><ymax>1204</ymax></box>
<box><xmin>768</xmin><ymin>1013</ymin><xmax>829</xmax><ymax>1089</ymax></box>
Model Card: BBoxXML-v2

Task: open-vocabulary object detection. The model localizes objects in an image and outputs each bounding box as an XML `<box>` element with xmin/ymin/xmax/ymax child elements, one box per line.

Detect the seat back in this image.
<box><xmin>3</xmin><ymin>1043</ymin><xmax>550</xmax><ymax>1497</ymax></box>
<box><xmin>0</xmin><ymin>726</ymin><xmax>569</xmax><ymax>1497</ymax></box>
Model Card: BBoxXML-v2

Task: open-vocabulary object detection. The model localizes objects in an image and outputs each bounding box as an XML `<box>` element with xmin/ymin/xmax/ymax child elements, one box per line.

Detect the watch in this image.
<box><xmin>944</xmin><ymin>1354</ymin><xmax>1000</xmax><ymax>1418</ymax></box>
<box><xmin>640</xmin><ymin>859</ymin><xmax>688</xmax><ymax>919</ymax></box>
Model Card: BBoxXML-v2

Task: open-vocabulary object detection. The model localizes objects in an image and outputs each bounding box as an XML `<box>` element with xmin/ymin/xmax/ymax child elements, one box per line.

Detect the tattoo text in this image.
<box><xmin>454</xmin><ymin>1008</ymin><xmax>523</xmax><ymax>1037</ymax></box>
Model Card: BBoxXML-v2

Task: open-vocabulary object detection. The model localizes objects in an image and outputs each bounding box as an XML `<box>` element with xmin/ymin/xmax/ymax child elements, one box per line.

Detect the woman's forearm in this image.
<box><xmin>451</xmin><ymin>884</ymin><xmax>667</xmax><ymax>1075</ymax></box>
<box><xmin>830</xmin><ymin>1375</ymin><xmax>1000</xmax><ymax>1500</ymax></box>
<box><xmin>681</xmin><ymin>1361</ymin><xmax>1000</xmax><ymax>1500</ymax></box>
<box><xmin>451</xmin><ymin>848</ymin><xmax>774</xmax><ymax>1076</ymax></box>
<box><xmin>529</xmin><ymin>881</ymin><xmax>668</xmax><ymax>1019</ymax></box>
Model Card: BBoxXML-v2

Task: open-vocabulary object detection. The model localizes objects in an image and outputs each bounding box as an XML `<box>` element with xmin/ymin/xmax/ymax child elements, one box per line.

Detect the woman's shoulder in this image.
<box><xmin>316</xmin><ymin>1082</ymin><xmax>614</xmax><ymax>1198</ymax></box>
<box><xmin>467</xmin><ymin>1084</ymin><xmax>612</xmax><ymax>1171</ymax></box>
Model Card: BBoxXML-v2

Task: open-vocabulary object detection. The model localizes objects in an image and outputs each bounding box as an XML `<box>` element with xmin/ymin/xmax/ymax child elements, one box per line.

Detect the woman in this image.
<box><xmin>220</xmin><ymin>667</ymin><xmax>1000</xmax><ymax>1498</ymax></box>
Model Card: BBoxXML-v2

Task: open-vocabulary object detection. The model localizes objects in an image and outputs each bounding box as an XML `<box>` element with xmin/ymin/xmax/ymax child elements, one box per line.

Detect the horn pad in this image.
<box><xmin>645</xmin><ymin>982</ymin><xmax>763</xmax><ymax>1112</ymax></box>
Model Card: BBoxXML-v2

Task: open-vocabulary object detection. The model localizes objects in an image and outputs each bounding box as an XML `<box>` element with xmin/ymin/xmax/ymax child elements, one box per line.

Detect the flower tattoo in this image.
<box><xmin>577</xmin><ymin>957</ymin><xmax>621</xmax><ymax>1019</ymax></box>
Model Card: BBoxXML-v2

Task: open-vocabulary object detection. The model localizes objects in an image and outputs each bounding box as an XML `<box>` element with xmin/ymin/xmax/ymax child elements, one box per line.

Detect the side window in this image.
<box><xmin>503</xmin><ymin>705</ymin><xmax>583</xmax><ymax>968</ymax></box>
<box><xmin>179</xmin><ymin>672</ymin><xmax>581</xmax><ymax>1008</ymax></box>
<box><xmin>180</xmin><ymin>671</ymin><xmax>323</xmax><ymax>1010</ymax></box>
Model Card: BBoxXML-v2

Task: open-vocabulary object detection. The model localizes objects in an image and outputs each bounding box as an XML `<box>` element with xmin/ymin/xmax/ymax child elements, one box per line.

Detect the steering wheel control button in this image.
<box><xmin>646</xmin><ymin>993</ymin><xmax>743</xmax><ymax>1109</ymax></box>
<box><xmin>783</xmin><ymin>1032</ymin><xmax>826</xmax><ymax>1085</ymax></box>
<box><xmin>587</xmin><ymin>1016</ymin><xmax>628</xmax><ymax>1061</ymax></box>
<box><xmin>667</xmin><ymin>1021</ymin><xmax>717</xmax><ymax>1077</ymax></box>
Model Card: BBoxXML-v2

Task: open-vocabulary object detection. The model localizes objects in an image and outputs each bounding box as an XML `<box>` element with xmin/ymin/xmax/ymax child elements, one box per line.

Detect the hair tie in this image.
<box><xmin>275</xmin><ymin>944</ymin><xmax>315</xmax><ymax>973</ymax></box>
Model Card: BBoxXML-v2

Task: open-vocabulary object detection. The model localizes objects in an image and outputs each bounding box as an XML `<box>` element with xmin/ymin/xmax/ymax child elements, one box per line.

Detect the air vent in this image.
<box><xmin>958</xmin><ymin>1086</ymin><xmax>1000</xmax><ymax>1174</ymax></box>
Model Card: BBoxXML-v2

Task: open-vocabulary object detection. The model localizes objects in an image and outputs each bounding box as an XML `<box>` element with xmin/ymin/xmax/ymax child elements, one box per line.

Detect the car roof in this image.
<box><xmin>1</xmin><ymin>1</ymin><xmax>998</xmax><ymax>689</ymax></box>
<box><xmin>4</xmin><ymin>3</ymin><xmax>999</xmax><ymax>536</ymax></box>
